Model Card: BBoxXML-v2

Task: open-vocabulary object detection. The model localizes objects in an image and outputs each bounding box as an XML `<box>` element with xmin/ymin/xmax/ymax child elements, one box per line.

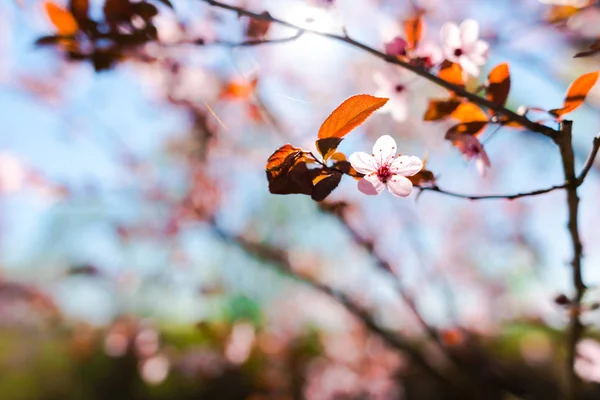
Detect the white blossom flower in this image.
<box><xmin>349</xmin><ymin>135</ymin><xmax>423</xmax><ymax>197</ymax></box>
<box><xmin>440</xmin><ymin>19</ymin><xmax>489</xmax><ymax>77</ymax></box>
<box><xmin>373</xmin><ymin>71</ymin><xmax>409</xmax><ymax>122</ymax></box>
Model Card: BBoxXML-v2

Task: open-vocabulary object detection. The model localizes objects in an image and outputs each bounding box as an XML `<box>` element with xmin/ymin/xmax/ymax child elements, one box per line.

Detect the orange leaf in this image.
<box><xmin>486</xmin><ymin>63</ymin><xmax>511</xmax><ymax>108</ymax></box>
<box><xmin>315</xmin><ymin>137</ymin><xmax>343</xmax><ymax>160</ymax></box>
<box><xmin>404</xmin><ymin>17</ymin><xmax>423</xmax><ymax>50</ymax></box>
<box><xmin>45</xmin><ymin>1</ymin><xmax>78</xmax><ymax>36</ymax></box>
<box><xmin>545</xmin><ymin>5</ymin><xmax>580</xmax><ymax>24</ymax></box>
<box><xmin>550</xmin><ymin>71</ymin><xmax>599</xmax><ymax>118</ymax></box>
<box><xmin>266</xmin><ymin>144</ymin><xmax>304</xmax><ymax>171</ymax></box>
<box><xmin>220</xmin><ymin>78</ymin><xmax>257</xmax><ymax>100</ymax></box>
<box><xmin>446</xmin><ymin>121</ymin><xmax>488</xmax><ymax>136</ymax></box>
<box><xmin>438</xmin><ymin>60</ymin><xmax>464</xmax><ymax>88</ymax></box>
<box><xmin>423</xmin><ymin>98</ymin><xmax>461</xmax><ymax>121</ymax></box>
<box><xmin>318</xmin><ymin>94</ymin><xmax>388</xmax><ymax>139</ymax></box>
<box><xmin>451</xmin><ymin>102</ymin><xmax>488</xmax><ymax>123</ymax></box>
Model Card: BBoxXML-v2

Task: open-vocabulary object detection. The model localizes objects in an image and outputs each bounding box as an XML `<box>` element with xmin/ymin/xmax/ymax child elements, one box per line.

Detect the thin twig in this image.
<box><xmin>200</xmin><ymin>0</ymin><xmax>559</xmax><ymax>138</ymax></box>
<box><xmin>576</xmin><ymin>134</ymin><xmax>600</xmax><ymax>185</ymax></box>
<box><xmin>197</xmin><ymin>30</ymin><xmax>305</xmax><ymax>47</ymax></box>
<box><xmin>417</xmin><ymin>183</ymin><xmax>567</xmax><ymax>200</ymax></box>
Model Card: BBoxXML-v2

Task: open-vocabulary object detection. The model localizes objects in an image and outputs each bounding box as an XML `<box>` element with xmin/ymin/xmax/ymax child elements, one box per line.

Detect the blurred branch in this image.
<box><xmin>318</xmin><ymin>202</ymin><xmax>543</xmax><ymax>398</ymax></box>
<box><xmin>200</xmin><ymin>0</ymin><xmax>558</xmax><ymax>138</ymax></box>
<box><xmin>195</xmin><ymin>30</ymin><xmax>305</xmax><ymax>47</ymax></box>
<box><xmin>205</xmin><ymin>217</ymin><xmax>462</xmax><ymax>393</ymax></box>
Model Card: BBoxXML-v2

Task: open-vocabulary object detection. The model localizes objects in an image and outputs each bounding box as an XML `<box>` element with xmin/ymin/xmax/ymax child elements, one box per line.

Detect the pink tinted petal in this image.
<box><xmin>414</xmin><ymin>41</ymin><xmax>443</xmax><ymax>65</ymax></box>
<box><xmin>389</xmin><ymin>93</ymin><xmax>408</xmax><ymax>122</ymax></box>
<box><xmin>372</xmin><ymin>135</ymin><xmax>397</xmax><ymax>166</ymax></box>
<box><xmin>475</xmin><ymin>158</ymin><xmax>487</xmax><ymax>176</ymax></box>
<box><xmin>459</xmin><ymin>19</ymin><xmax>479</xmax><ymax>46</ymax></box>
<box><xmin>349</xmin><ymin>152</ymin><xmax>377</xmax><ymax>174</ymax></box>
<box><xmin>358</xmin><ymin>177</ymin><xmax>379</xmax><ymax>195</ymax></box>
<box><xmin>467</xmin><ymin>40</ymin><xmax>489</xmax><ymax>57</ymax></box>
<box><xmin>386</xmin><ymin>175</ymin><xmax>414</xmax><ymax>197</ymax></box>
<box><xmin>373</xmin><ymin>71</ymin><xmax>391</xmax><ymax>89</ymax></box>
<box><xmin>479</xmin><ymin>145</ymin><xmax>491</xmax><ymax>167</ymax></box>
<box><xmin>390</xmin><ymin>155</ymin><xmax>423</xmax><ymax>176</ymax></box>
<box><xmin>360</xmin><ymin>173</ymin><xmax>385</xmax><ymax>195</ymax></box>
<box><xmin>459</xmin><ymin>55</ymin><xmax>479</xmax><ymax>76</ymax></box>
<box><xmin>440</xmin><ymin>22</ymin><xmax>460</xmax><ymax>49</ymax></box>
<box><xmin>385</xmin><ymin>37</ymin><xmax>408</xmax><ymax>56</ymax></box>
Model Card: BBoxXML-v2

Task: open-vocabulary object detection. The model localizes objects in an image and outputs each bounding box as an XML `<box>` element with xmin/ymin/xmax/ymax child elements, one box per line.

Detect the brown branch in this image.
<box><xmin>576</xmin><ymin>134</ymin><xmax>600</xmax><ymax>185</ymax></box>
<box><xmin>417</xmin><ymin>183</ymin><xmax>567</xmax><ymax>200</ymax></box>
<box><xmin>200</xmin><ymin>0</ymin><xmax>559</xmax><ymax>139</ymax></box>
<box><xmin>195</xmin><ymin>30</ymin><xmax>305</xmax><ymax>47</ymax></box>
<box><xmin>419</xmin><ymin>135</ymin><xmax>600</xmax><ymax>200</ymax></box>
<box><xmin>205</xmin><ymin>218</ymin><xmax>461</xmax><ymax>393</ymax></box>
<box><xmin>556</xmin><ymin>121</ymin><xmax>586</xmax><ymax>400</ymax></box>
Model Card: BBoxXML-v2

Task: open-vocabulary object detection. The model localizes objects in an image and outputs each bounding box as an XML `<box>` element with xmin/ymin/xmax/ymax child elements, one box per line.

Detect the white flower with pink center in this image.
<box><xmin>349</xmin><ymin>135</ymin><xmax>423</xmax><ymax>197</ymax></box>
<box><xmin>373</xmin><ymin>71</ymin><xmax>409</xmax><ymax>122</ymax></box>
<box><xmin>440</xmin><ymin>19</ymin><xmax>489</xmax><ymax>77</ymax></box>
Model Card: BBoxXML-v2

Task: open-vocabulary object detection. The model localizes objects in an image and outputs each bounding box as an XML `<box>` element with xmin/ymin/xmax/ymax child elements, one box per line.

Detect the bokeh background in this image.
<box><xmin>2</xmin><ymin>0</ymin><xmax>600</xmax><ymax>398</ymax></box>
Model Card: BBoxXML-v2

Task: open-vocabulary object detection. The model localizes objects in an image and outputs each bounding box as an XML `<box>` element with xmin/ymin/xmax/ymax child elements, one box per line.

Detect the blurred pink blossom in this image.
<box><xmin>446</xmin><ymin>132</ymin><xmax>491</xmax><ymax>175</ymax></box>
<box><xmin>0</xmin><ymin>152</ymin><xmax>25</xmax><ymax>194</ymax></box>
<box><xmin>440</xmin><ymin>19</ymin><xmax>488</xmax><ymax>77</ymax></box>
<box><xmin>373</xmin><ymin>71</ymin><xmax>409</xmax><ymax>122</ymax></box>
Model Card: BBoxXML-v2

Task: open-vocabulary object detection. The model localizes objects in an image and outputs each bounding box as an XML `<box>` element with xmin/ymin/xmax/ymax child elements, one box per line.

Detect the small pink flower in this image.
<box><xmin>447</xmin><ymin>132</ymin><xmax>491</xmax><ymax>175</ymax></box>
<box><xmin>411</xmin><ymin>40</ymin><xmax>443</xmax><ymax>69</ymax></box>
<box><xmin>384</xmin><ymin>37</ymin><xmax>442</xmax><ymax>70</ymax></box>
<box><xmin>440</xmin><ymin>19</ymin><xmax>488</xmax><ymax>77</ymax></box>
<box><xmin>384</xmin><ymin>37</ymin><xmax>408</xmax><ymax>57</ymax></box>
<box><xmin>349</xmin><ymin>135</ymin><xmax>423</xmax><ymax>197</ymax></box>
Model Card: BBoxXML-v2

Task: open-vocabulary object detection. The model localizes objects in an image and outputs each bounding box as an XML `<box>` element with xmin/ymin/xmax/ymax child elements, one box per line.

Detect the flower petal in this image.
<box><xmin>459</xmin><ymin>19</ymin><xmax>479</xmax><ymax>46</ymax></box>
<box><xmin>414</xmin><ymin>41</ymin><xmax>443</xmax><ymax>65</ymax></box>
<box><xmin>390</xmin><ymin>155</ymin><xmax>423</xmax><ymax>176</ymax></box>
<box><xmin>386</xmin><ymin>175</ymin><xmax>414</xmax><ymax>197</ymax></box>
<box><xmin>373</xmin><ymin>71</ymin><xmax>390</xmax><ymax>89</ymax></box>
<box><xmin>389</xmin><ymin>92</ymin><xmax>408</xmax><ymax>122</ymax></box>
<box><xmin>359</xmin><ymin>173</ymin><xmax>385</xmax><ymax>195</ymax></box>
<box><xmin>349</xmin><ymin>152</ymin><xmax>377</xmax><ymax>174</ymax></box>
<box><xmin>459</xmin><ymin>55</ymin><xmax>479</xmax><ymax>77</ymax></box>
<box><xmin>467</xmin><ymin>39</ymin><xmax>489</xmax><ymax>56</ymax></box>
<box><xmin>372</xmin><ymin>135</ymin><xmax>397</xmax><ymax>166</ymax></box>
<box><xmin>440</xmin><ymin>22</ymin><xmax>460</xmax><ymax>50</ymax></box>
<box><xmin>466</xmin><ymin>40</ymin><xmax>489</xmax><ymax>65</ymax></box>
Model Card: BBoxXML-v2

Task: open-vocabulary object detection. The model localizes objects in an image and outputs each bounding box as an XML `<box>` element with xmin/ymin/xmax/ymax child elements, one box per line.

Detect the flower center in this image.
<box><xmin>377</xmin><ymin>165</ymin><xmax>393</xmax><ymax>183</ymax></box>
<box><xmin>468</xmin><ymin>143</ymin><xmax>480</xmax><ymax>155</ymax></box>
<box><xmin>454</xmin><ymin>48</ymin><xmax>463</xmax><ymax>57</ymax></box>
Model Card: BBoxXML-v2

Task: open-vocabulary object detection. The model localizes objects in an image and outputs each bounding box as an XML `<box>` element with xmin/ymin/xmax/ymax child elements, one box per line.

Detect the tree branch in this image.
<box><xmin>195</xmin><ymin>30</ymin><xmax>305</xmax><ymax>47</ymax></box>
<box><xmin>200</xmin><ymin>0</ymin><xmax>559</xmax><ymax>138</ymax></box>
<box><xmin>555</xmin><ymin>121</ymin><xmax>586</xmax><ymax>400</ymax></box>
<box><xmin>205</xmin><ymin>218</ymin><xmax>461</xmax><ymax>393</ymax></box>
<box><xmin>576</xmin><ymin>134</ymin><xmax>600</xmax><ymax>185</ymax></box>
<box><xmin>417</xmin><ymin>183</ymin><xmax>567</xmax><ymax>200</ymax></box>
